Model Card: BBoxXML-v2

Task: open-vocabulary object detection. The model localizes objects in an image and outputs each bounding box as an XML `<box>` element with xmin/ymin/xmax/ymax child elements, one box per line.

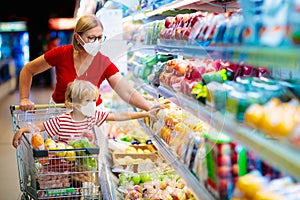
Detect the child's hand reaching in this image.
<box><xmin>82</xmin><ymin>131</ymin><xmax>95</xmax><ymax>143</ymax></box>
<box><xmin>148</xmin><ymin>103</ymin><xmax>164</xmax><ymax>121</ymax></box>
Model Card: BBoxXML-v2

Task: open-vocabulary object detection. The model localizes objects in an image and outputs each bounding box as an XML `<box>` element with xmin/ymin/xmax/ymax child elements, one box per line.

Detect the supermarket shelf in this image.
<box><xmin>137</xmin><ymin>119</ymin><xmax>215</xmax><ymax>200</ymax></box>
<box><xmin>122</xmin><ymin>0</ymin><xmax>215</xmax><ymax>23</ymax></box>
<box><xmin>157</xmin><ymin>85</ymin><xmax>300</xmax><ymax>181</ymax></box>
<box><xmin>131</xmin><ymin>76</ymin><xmax>159</xmax><ymax>98</ymax></box>
<box><xmin>156</xmin><ymin>39</ymin><xmax>300</xmax><ymax>69</ymax></box>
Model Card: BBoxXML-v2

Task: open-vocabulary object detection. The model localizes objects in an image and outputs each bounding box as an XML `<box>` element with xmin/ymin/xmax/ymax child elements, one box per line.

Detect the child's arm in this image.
<box><xmin>106</xmin><ymin>111</ymin><xmax>150</xmax><ymax>121</ymax></box>
<box><xmin>12</xmin><ymin>122</ymin><xmax>44</xmax><ymax>148</ymax></box>
<box><xmin>105</xmin><ymin>106</ymin><xmax>162</xmax><ymax>121</ymax></box>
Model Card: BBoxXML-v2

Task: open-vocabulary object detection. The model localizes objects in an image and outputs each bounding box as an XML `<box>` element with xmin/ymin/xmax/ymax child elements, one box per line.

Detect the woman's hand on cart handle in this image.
<box><xmin>20</xmin><ymin>98</ymin><xmax>35</xmax><ymax>112</ymax></box>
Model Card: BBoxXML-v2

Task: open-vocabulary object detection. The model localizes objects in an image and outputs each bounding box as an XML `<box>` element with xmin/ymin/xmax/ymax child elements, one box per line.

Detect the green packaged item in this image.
<box><xmin>206</xmin><ymin>82</ymin><xmax>228</xmax><ymax>112</ymax></box>
<box><xmin>191</xmin><ymin>82</ymin><xmax>207</xmax><ymax>104</ymax></box>
<box><xmin>226</xmin><ymin>89</ymin><xmax>250</xmax><ymax>122</ymax></box>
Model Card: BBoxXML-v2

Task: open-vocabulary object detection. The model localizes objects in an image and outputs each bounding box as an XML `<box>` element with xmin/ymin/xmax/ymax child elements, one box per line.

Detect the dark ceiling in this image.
<box><xmin>0</xmin><ymin>0</ymin><xmax>77</xmax><ymax>22</ymax></box>
<box><xmin>0</xmin><ymin>0</ymin><xmax>77</xmax><ymax>59</ymax></box>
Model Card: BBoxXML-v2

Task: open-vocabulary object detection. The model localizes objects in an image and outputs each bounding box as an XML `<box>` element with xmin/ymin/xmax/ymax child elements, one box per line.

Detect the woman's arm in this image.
<box><xmin>106</xmin><ymin>111</ymin><xmax>149</xmax><ymax>121</ymax></box>
<box><xmin>12</xmin><ymin>122</ymin><xmax>45</xmax><ymax>148</ymax></box>
<box><xmin>107</xmin><ymin>72</ymin><xmax>153</xmax><ymax>111</ymax></box>
<box><xmin>19</xmin><ymin>55</ymin><xmax>52</xmax><ymax>111</ymax></box>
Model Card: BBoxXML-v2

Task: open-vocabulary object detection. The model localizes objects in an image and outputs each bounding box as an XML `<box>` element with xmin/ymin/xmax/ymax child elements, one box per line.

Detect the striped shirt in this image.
<box><xmin>43</xmin><ymin>110</ymin><xmax>108</xmax><ymax>144</ymax></box>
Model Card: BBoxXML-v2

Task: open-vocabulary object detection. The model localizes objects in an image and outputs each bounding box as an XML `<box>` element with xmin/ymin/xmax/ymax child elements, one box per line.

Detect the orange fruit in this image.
<box><xmin>31</xmin><ymin>133</ymin><xmax>44</xmax><ymax>149</ymax></box>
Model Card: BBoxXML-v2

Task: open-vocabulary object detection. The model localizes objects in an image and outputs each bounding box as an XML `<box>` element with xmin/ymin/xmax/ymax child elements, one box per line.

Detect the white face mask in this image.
<box><xmin>80</xmin><ymin>102</ymin><xmax>96</xmax><ymax>117</ymax></box>
<box><xmin>77</xmin><ymin>34</ymin><xmax>101</xmax><ymax>56</ymax></box>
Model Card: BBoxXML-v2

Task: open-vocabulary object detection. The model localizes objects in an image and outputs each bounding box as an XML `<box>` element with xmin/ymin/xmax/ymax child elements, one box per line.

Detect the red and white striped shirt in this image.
<box><xmin>43</xmin><ymin>110</ymin><xmax>108</xmax><ymax>144</ymax></box>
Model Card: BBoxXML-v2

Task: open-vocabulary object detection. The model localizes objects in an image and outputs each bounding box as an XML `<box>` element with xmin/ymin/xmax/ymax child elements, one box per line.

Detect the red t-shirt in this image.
<box><xmin>44</xmin><ymin>44</ymin><xmax>119</xmax><ymax>105</ymax></box>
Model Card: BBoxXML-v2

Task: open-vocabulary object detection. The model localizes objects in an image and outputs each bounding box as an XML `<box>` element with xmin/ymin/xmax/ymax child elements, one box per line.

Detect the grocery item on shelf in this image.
<box><xmin>244</xmin><ymin>97</ymin><xmax>300</xmax><ymax>138</ymax></box>
<box><xmin>204</xmin><ymin>132</ymin><xmax>247</xmax><ymax>200</ymax></box>
<box><xmin>107</xmin><ymin>121</ymin><xmax>153</xmax><ymax>145</ymax></box>
<box><xmin>128</xmin><ymin>51</ymin><xmax>176</xmax><ymax>83</ymax></box>
<box><xmin>231</xmin><ymin>171</ymin><xmax>299</xmax><ymax>200</ymax></box>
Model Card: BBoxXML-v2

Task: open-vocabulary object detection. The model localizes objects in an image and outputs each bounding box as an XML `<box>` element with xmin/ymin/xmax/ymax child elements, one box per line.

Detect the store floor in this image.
<box><xmin>0</xmin><ymin>87</ymin><xmax>53</xmax><ymax>200</ymax></box>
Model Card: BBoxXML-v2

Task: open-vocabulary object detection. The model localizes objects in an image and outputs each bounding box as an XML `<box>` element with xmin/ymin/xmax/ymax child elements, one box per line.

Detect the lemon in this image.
<box><xmin>45</xmin><ymin>138</ymin><xmax>56</xmax><ymax>150</ymax></box>
<box><xmin>55</xmin><ymin>142</ymin><xmax>66</xmax><ymax>157</ymax></box>
<box><xmin>65</xmin><ymin>146</ymin><xmax>76</xmax><ymax>162</ymax></box>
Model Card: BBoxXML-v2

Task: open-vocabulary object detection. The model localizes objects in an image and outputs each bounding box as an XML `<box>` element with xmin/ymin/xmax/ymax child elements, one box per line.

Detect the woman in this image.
<box><xmin>19</xmin><ymin>14</ymin><xmax>155</xmax><ymax>112</ymax></box>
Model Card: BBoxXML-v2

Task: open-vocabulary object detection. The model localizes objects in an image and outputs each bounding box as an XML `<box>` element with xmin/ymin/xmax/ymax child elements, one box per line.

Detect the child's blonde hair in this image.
<box><xmin>65</xmin><ymin>80</ymin><xmax>99</xmax><ymax>108</ymax></box>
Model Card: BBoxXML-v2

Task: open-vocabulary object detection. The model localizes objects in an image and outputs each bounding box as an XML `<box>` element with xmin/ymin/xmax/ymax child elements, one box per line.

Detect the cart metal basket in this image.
<box><xmin>10</xmin><ymin>104</ymin><xmax>101</xmax><ymax>199</ymax></box>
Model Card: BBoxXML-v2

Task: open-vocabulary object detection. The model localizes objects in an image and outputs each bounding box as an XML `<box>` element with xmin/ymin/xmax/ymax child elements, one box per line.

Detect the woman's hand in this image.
<box><xmin>20</xmin><ymin>98</ymin><xmax>35</xmax><ymax>112</ymax></box>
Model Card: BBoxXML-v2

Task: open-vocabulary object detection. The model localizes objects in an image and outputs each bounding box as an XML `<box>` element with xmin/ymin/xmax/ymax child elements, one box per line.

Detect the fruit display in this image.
<box><xmin>149</xmin><ymin>98</ymin><xmax>208</xmax><ymax>161</ymax></box>
<box><xmin>118</xmin><ymin>170</ymin><xmax>197</xmax><ymax>200</ymax></box>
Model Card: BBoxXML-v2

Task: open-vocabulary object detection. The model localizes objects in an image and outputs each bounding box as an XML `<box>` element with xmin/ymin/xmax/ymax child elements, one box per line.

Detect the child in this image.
<box><xmin>12</xmin><ymin>80</ymin><xmax>160</xmax><ymax>148</ymax></box>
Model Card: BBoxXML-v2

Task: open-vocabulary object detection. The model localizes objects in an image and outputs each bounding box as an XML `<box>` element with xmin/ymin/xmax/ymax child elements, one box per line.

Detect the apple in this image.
<box><xmin>165</xmin><ymin>28</ymin><xmax>174</xmax><ymax>40</ymax></box>
<box><xmin>140</xmin><ymin>172</ymin><xmax>152</xmax><ymax>183</ymax></box>
<box><xmin>174</xmin><ymin>14</ymin><xmax>184</xmax><ymax>28</ymax></box>
<box><xmin>133</xmin><ymin>184</ymin><xmax>142</xmax><ymax>192</ymax></box>
<box><xmin>185</xmin><ymin>65</ymin><xmax>205</xmax><ymax>80</ymax></box>
<box><xmin>231</xmin><ymin>153</ymin><xmax>238</xmax><ymax>163</ymax></box>
<box><xmin>217</xmin><ymin>166</ymin><xmax>231</xmax><ymax>178</ymax></box>
<box><xmin>218</xmin><ymin>179</ymin><xmax>232</xmax><ymax>192</ymax></box>
<box><xmin>232</xmin><ymin>164</ymin><xmax>239</xmax><ymax>176</ymax></box>
<box><xmin>132</xmin><ymin>174</ymin><xmax>141</xmax><ymax>185</ymax></box>
<box><xmin>174</xmin><ymin>27</ymin><xmax>183</xmax><ymax>40</ymax></box>
<box><xmin>217</xmin><ymin>144</ymin><xmax>231</xmax><ymax>155</ymax></box>
<box><xmin>165</xmin><ymin>17</ymin><xmax>175</xmax><ymax>28</ymax></box>
<box><xmin>181</xmin><ymin>27</ymin><xmax>192</xmax><ymax>40</ymax></box>
<box><xmin>216</xmin><ymin>155</ymin><xmax>231</xmax><ymax>166</ymax></box>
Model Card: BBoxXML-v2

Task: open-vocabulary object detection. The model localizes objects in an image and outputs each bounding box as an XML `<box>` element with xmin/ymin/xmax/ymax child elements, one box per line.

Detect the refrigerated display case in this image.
<box><xmin>114</xmin><ymin>0</ymin><xmax>300</xmax><ymax>199</ymax></box>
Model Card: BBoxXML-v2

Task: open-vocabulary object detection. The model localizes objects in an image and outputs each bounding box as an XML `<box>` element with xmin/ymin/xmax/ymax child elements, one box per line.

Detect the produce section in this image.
<box><xmin>114</xmin><ymin>0</ymin><xmax>300</xmax><ymax>199</ymax></box>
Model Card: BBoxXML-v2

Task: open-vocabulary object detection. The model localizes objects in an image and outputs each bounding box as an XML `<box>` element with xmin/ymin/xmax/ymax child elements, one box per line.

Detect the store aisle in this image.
<box><xmin>0</xmin><ymin>87</ymin><xmax>53</xmax><ymax>199</ymax></box>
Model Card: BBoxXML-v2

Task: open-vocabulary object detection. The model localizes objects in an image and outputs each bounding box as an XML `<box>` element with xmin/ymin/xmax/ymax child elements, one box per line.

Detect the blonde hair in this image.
<box><xmin>72</xmin><ymin>14</ymin><xmax>104</xmax><ymax>51</ymax></box>
<box><xmin>65</xmin><ymin>80</ymin><xmax>99</xmax><ymax>108</ymax></box>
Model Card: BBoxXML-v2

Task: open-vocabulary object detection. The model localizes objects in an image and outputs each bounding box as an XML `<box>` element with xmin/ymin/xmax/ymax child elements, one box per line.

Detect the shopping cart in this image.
<box><xmin>10</xmin><ymin>104</ymin><xmax>101</xmax><ymax>200</ymax></box>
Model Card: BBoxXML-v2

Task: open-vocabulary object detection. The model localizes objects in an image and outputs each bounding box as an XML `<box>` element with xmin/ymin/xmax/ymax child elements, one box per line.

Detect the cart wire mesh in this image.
<box><xmin>10</xmin><ymin>104</ymin><xmax>101</xmax><ymax>199</ymax></box>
